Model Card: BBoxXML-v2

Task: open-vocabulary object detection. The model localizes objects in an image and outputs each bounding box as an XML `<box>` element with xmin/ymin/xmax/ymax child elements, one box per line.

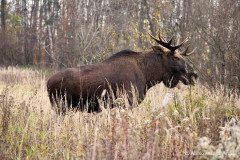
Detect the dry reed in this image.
<box><xmin>0</xmin><ymin>67</ymin><xmax>239</xmax><ymax>159</ymax></box>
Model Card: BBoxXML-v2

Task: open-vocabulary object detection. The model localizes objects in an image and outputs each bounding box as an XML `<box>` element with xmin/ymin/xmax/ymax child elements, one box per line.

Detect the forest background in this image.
<box><xmin>0</xmin><ymin>0</ymin><xmax>240</xmax><ymax>91</ymax></box>
<box><xmin>1</xmin><ymin>1</ymin><xmax>240</xmax><ymax>159</ymax></box>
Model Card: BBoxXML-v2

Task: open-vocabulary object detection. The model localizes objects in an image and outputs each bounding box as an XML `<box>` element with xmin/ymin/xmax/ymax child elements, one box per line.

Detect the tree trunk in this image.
<box><xmin>1</xmin><ymin>0</ymin><xmax>6</xmax><ymax>32</ymax></box>
<box><xmin>23</xmin><ymin>0</ymin><xmax>29</xmax><ymax>65</ymax></box>
<box><xmin>1</xmin><ymin>0</ymin><xmax>6</xmax><ymax>65</ymax></box>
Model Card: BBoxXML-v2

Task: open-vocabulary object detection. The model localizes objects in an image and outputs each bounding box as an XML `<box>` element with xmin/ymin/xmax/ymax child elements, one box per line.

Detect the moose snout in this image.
<box><xmin>189</xmin><ymin>72</ymin><xmax>198</xmax><ymax>85</ymax></box>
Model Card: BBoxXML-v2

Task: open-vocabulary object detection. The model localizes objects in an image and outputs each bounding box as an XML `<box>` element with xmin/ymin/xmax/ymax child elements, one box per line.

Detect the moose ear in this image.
<box><xmin>152</xmin><ymin>46</ymin><xmax>164</xmax><ymax>54</ymax></box>
<box><xmin>152</xmin><ymin>46</ymin><xmax>171</xmax><ymax>55</ymax></box>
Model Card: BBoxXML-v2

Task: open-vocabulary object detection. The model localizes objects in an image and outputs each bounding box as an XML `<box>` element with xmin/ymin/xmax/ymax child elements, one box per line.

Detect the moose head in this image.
<box><xmin>148</xmin><ymin>32</ymin><xmax>198</xmax><ymax>88</ymax></box>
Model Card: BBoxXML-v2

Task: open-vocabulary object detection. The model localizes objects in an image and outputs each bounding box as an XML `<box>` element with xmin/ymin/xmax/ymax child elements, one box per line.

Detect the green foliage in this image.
<box><xmin>45</xmin><ymin>19</ymin><xmax>54</xmax><ymax>26</ymax></box>
<box><xmin>6</xmin><ymin>14</ymin><xmax>22</xmax><ymax>32</ymax></box>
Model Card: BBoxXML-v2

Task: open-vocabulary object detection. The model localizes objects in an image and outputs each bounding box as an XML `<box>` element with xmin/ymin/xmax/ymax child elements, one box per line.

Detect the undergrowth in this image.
<box><xmin>0</xmin><ymin>67</ymin><xmax>239</xmax><ymax>159</ymax></box>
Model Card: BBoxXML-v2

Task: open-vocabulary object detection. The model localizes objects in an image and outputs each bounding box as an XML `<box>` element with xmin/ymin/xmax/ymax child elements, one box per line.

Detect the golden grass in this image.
<box><xmin>0</xmin><ymin>67</ymin><xmax>239</xmax><ymax>159</ymax></box>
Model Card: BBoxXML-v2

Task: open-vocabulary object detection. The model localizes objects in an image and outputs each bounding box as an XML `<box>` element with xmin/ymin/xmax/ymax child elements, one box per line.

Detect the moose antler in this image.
<box><xmin>180</xmin><ymin>45</ymin><xmax>196</xmax><ymax>56</ymax></box>
<box><xmin>148</xmin><ymin>31</ymin><xmax>195</xmax><ymax>56</ymax></box>
<box><xmin>167</xmin><ymin>36</ymin><xmax>174</xmax><ymax>45</ymax></box>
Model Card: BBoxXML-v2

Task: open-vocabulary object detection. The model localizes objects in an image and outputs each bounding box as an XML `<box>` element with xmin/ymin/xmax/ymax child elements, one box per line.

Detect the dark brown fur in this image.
<box><xmin>47</xmin><ymin>34</ymin><xmax>198</xmax><ymax>113</ymax></box>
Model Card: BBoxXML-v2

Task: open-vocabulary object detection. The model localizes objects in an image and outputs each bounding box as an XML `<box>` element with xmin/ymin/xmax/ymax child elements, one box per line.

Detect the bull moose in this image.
<box><xmin>47</xmin><ymin>31</ymin><xmax>198</xmax><ymax>113</ymax></box>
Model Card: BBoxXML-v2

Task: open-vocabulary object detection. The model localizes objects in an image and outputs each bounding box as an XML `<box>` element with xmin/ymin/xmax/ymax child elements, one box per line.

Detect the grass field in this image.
<box><xmin>0</xmin><ymin>67</ymin><xmax>239</xmax><ymax>159</ymax></box>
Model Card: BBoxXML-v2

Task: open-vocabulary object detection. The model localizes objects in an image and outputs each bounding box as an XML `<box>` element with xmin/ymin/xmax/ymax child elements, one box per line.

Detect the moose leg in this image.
<box><xmin>124</xmin><ymin>82</ymin><xmax>145</xmax><ymax>106</ymax></box>
<box><xmin>74</xmin><ymin>96</ymin><xmax>100</xmax><ymax>113</ymax></box>
<box><xmin>132</xmin><ymin>81</ymin><xmax>146</xmax><ymax>104</ymax></box>
<box><xmin>48</xmin><ymin>90</ymin><xmax>66</xmax><ymax>114</ymax></box>
<box><xmin>58</xmin><ymin>91</ymin><xmax>72</xmax><ymax>114</ymax></box>
<box><xmin>138</xmin><ymin>89</ymin><xmax>146</xmax><ymax>103</ymax></box>
<box><xmin>88</xmin><ymin>97</ymin><xmax>100</xmax><ymax>112</ymax></box>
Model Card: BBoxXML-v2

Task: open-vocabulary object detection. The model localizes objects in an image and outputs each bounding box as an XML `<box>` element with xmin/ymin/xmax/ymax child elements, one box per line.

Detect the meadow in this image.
<box><xmin>0</xmin><ymin>67</ymin><xmax>239</xmax><ymax>159</ymax></box>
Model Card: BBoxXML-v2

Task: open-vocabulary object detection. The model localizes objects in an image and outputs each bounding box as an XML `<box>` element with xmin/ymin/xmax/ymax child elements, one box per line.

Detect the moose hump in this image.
<box><xmin>104</xmin><ymin>49</ymin><xmax>138</xmax><ymax>61</ymax></box>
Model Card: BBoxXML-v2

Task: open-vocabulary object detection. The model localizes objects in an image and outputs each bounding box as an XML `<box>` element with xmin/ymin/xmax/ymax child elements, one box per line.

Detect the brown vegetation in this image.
<box><xmin>0</xmin><ymin>67</ymin><xmax>239</xmax><ymax>159</ymax></box>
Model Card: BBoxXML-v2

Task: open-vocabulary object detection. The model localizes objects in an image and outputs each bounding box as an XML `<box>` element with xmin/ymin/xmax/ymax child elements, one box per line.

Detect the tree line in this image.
<box><xmin>0</xmin><ymin>0</ymin><xmax>239</xmax><ymax>92</ymax></box>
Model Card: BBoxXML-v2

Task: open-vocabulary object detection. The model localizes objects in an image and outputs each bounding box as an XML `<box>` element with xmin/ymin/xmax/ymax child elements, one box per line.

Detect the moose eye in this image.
<box><xmin>180</xmin><ymin>68</ymin><xmax>186</xmax><ymax>73</ymax></box>
<box><xmin>173</xmin><ymin>57</ymin><xmax>180</xmax><ymax>61</ymax></box>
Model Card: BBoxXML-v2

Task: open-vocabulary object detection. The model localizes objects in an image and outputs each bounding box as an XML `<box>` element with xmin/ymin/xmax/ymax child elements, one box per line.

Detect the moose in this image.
<box><xmin>47</xmin><ymin>31</ymin><xmax>198</xmax><ymax>113</ymax></box>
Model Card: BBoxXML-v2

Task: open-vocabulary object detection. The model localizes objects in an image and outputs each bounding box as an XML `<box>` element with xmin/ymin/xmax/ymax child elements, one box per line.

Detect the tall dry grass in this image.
<box><xmin>0</xmin><ymin>67</ymin><xmax>239</xmax><ymax>159</ymax></box>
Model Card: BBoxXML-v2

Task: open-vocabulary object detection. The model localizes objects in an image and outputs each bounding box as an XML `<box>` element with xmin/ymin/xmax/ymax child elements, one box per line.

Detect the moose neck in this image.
<box><xmin>139</xmin><ymin>51</ymin><xmax>168</xmax><ymax>88</ymax></box>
